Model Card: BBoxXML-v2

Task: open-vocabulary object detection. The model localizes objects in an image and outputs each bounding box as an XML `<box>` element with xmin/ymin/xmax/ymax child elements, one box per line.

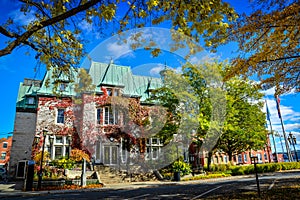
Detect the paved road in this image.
<box><xmin>1</xmin><ymin>171</ymin><xmax>299</xmax><ymax>199</ymax></box>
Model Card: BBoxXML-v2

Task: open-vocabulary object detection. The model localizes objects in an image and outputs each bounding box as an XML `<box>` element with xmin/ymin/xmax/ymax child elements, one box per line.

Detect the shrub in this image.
<box><xmin>182</xmin><ymin>173</ymin><xmax>231</xmax><ymax>181</ymax></box>
<box><xmin>51</xmin><ymin>158</ymin><xmax>75</xmax><ymax>169</ymax></box>
<box><xmin>204</xmin><ymin>164</ymin><xmax>232</xmax><ymax>172</ymax></box>
<box><xmin>172</xmin><ymin>160</ymin><xmax>192</xmax><ymax>176</ymax></box>
<box><xmin>70</xmin><ymin>149</ymin><xmax>90</xmax><ymax>162</ymax></box>
<box><xmin>230</xmin><ymin>162</ymin><xmax>300</xmax><ymax>176</ymax></box>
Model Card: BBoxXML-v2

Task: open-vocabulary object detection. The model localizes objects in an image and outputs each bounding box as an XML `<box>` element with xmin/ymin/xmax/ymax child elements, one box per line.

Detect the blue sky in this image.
<box><xmin>0</xmin><ymin>1</ymin><xmax>299</xmax><ymax>153</ymax></box>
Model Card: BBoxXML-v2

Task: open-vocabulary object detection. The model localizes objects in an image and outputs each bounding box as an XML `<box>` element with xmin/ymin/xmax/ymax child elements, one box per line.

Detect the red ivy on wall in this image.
<box><xmin>33</xmin><ymin>86</ymin><xmax>153</xmax><ymax>158</ymax></box>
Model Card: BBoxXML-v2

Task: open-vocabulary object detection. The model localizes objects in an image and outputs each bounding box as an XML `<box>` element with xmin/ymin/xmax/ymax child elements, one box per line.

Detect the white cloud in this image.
<box><xmin>189</xmin><ymin>53</ymin><xmax>219</xmax><ymax>65</ymax></box>
<box><xmin>78</xmin><ymin>20</ymin><xmax>93</xmax><ymax>33</ymax></box>
<box><xmin>265</xmin><ymin>98</ymin><xmax>300</xmax><ymax>138</ymax></box>
<box><xmin>263</xmin><ymin>87</ymin><xmax>276</xmax><ymax>96</ymax></box>
<box><xmin>106</xmin><ymin>41</ymin><xmax>134</xmax><ymax>59</ymax></box>
<box><xmin>150</xmin><ymin>64</ymin><xmax>165</xmax><ymax>76</ymax></box>
<box><xmin>262</xmin><ymin>86</ymin><xmax>296</xmax><ymax>97</ymax></box>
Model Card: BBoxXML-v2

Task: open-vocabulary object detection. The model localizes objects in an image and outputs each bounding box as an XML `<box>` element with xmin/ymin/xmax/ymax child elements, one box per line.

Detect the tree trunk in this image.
<box><xmin>207</xmin><ymin>151</ymin><xmax>213</xmax><ymax>171</ymax></box>
<box><xmin>228</xmin><ymin>152</ymin><xmax>233</xmax><ymax>164</ymax></box>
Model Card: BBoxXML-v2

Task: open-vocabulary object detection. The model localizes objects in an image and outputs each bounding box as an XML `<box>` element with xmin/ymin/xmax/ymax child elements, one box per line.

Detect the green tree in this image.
<box><xmin>0</xmin><ymin>0</ymin><xmax>237</xmax><ymax>76</ymax></box>
<box><xmin>226</xmin><ymin>0</ymin><xmax>299</xmax><ymax>94</ymax></box>
<box><xmin>150</xmin><ymin>61</ymin><xmax>226</xmax><ymax>171</ymax></box>
<box><xmin>152</xmin><ymin>61</ymin><xmax>267</xmax><ymax>170</ymax></box>
<box><xmin>218</xmin><ymin>78</ymin><xmax>267</xmax><ymax>162</ymax></box>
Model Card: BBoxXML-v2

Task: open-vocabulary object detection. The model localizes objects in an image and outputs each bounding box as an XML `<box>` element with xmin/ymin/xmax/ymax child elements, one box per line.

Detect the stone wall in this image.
<box><xmin>9</xmin><ymin>112</ymin><xmax>37</xmax><ymax>177</ymax></box>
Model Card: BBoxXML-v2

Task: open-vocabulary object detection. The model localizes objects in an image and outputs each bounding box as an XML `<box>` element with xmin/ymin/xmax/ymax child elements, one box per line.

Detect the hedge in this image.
<box><xmin>230</xmin><ymin>162</ymin><xmax>300</xmax><ymax>176</ymax></box>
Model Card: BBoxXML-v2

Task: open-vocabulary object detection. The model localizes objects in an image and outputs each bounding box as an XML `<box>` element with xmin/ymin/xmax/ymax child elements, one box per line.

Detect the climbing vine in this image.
<box><xmin>32</xmin><ymin>86</ymin><xmax>154</xmax><ymax>159</ymax></box>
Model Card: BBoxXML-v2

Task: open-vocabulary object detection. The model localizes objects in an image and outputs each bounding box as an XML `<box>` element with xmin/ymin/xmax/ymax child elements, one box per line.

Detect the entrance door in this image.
<box><xmin>103</xmin><ymin>145</ymin><xmax>118</xmax><ymax>165</ymax></box>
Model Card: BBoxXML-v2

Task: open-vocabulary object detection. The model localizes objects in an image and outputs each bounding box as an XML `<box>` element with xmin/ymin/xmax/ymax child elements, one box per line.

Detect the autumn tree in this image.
<box><xmin>226</xmin><ymin>0</ymin><xmax>299</xmax><ymax>94</ymax></box>
<box><xmin>0</xmin><ymin>0</ymin><xmax>237</xmax><ymax>78</ymax></box>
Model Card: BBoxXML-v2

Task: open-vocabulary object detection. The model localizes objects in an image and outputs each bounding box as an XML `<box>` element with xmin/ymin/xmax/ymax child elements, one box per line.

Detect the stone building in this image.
<box><xmin>9</xmin><ymin>61</ymin><xmax>164</xmax><ymax>177</ymax></box>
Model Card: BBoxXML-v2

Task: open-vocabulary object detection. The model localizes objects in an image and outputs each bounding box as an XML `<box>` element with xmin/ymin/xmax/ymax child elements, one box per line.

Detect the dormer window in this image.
<box><xmin>59</xmin><ymin>83</ymin><xmax>67</xmax><ymax>91</ymax></box>
<box><xmin>114</xmin><ymin>89</ymin><xmax>120</xmax><ymax>96</ymax></box>
<box><xmin>105</xmin><ymin>88</ymin><xmax>121</xmax><ymax>96</ymax></box>
<box><xmin>26</xmin><ymin>97</ymin><xmax>35</xmax><ymax>105</ymax></box>
<box><xmin>106</xmin><ymin>88</ymin><xmax>112</xmax><ymax>96</ymax></box>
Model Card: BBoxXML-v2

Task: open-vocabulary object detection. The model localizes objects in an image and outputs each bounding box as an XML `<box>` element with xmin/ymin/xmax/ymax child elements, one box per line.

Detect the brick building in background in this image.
<box><xmin>0</xmin><ymin>136</ymin><xmax>12</xmax><ymax>169</ymax></box>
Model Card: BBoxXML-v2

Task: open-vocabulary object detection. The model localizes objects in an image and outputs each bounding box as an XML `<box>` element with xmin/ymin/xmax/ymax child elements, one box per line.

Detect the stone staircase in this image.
<box><xmin>94</xmin><ymin>165</ymin><xmax>158</xmax><ymax>185</ymax></box>
<box><xmin>94</xmin><ymin>165</ymin><xmax>128</xmax><ymax>184</ymax></box>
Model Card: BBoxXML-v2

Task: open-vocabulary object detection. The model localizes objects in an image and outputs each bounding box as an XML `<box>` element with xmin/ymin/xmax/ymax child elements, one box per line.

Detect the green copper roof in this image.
<box><xmin>37</xmin><ymin>67</ymin><xmax>80</xmax><ymax>96</ymax></box>
<box><xmin>16</xmin><ymin>79</ymin><xmax>41</xmax><ymax>110</ymax></box>
<box><xmin>16</xmin><ymin>61</ymin><xmax>163</xmax><ymax>109</ymax></box>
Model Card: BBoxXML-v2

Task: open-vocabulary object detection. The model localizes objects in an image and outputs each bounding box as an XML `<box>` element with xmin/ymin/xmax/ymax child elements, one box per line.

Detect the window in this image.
<box><xmin>244</xmin><ymin>154</ymin><xmax>248</xmax><ymax>162</ymax></box>
<box><xmin>57</xmin><ymin>109</ymin><xmax>65</xmax><ymax>123</ymax></box>
<box><xmin>59</xmin><ymin>83</ymin><xmax>67</xmax><ymax>91</ymax></box>
<box><xmin>26</xmin><ymin>97</ymin><xmax>35</xmax><ymax>105</ymax></box>
<box><xmin>145</xmin><ymin>138</ymin><xmax>163</xmax><ymax>160</ymax></box>
<box><xmin>224</xmin><ymin>156</ymin><xmax>228</xmax><ymax>163</ymax></box>
<box><xmin>106</xmin><ymin>88</ymin><xmax>112</xmax><ymax>96</ymax></box>
<box><xmin>238</xmin><ymin>154</ymin><xmax>242</xmax><ymax>163</ymax></box>
<box><xmin>152</xmin><ymin>138</ymin><xmax>158</xmax><ymax>145</ymax></box>
<box><xmin>2</xmin><ymin>142</ymin><xmax>7</xmax><ymax>148</ymax></box>
<box><xmin>264</xmin><ymin>152</ymin><xmax>268</xmax><ymax>161</ymax></box>
<box><xmin>1</xmin><ymin>152</ymin><xmax>6</xmax><ymax>160</ymax></box>
<box><xmin>98</xmin><ymin>106</ymin><xmax>118</xmax><ymax>125</ymax></box>
<box><xmin>257</xmin><ymin>153</ymin><xmax>262</xmax><ymax>162</ymax></box>
<box><xmin>97</xmin><ymin>108</ymin><xmax>102</xmax><ymax>124</ymax></box>
<box><xmin>114</xmin><ymin>89</ymin><xmax>120</xmax><ymax>96</ymax></box>
<box><xmin>50</xmin><ymin>135</ymin><xmax>70</xmax><ymax>160</ymax></box>
<box><xmin>55</xmin><ymin>136</ymin><xmax>63</xmax><ymax>144</ymax></box>
<box><xmin>55</xmin><ymin>147</ymin><xmax>62</xmax><ymax>159</ymax></box>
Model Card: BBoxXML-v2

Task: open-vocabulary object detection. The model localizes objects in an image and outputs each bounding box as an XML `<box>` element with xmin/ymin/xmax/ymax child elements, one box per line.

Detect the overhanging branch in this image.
<box><xmin>258</xmin><ymin>55</ymin><xmax>300</xmax><ymax>63</ymax></box>
<box><xmin>0</xmin><ymin>0</ymin><xmax>101</xmax><ymax>57</ymax></box>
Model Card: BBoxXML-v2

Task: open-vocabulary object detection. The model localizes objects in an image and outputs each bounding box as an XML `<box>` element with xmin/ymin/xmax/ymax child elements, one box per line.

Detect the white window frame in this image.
<box><xmin>97</xmin><ymin>106</ymin><xmax>118</xmax><ymax>125</ymax></box>
<box><xmin>50</xmin><ymin>135</ymin><xmax>70</xmax><ymax>159</ymax></box>
<box><xmin>145</xmin><ymin>138</ymin><xmax>163</xmax><ymax>160</ymax></box>
<box><xmin>2</xmin><ymin>142</ymin><xmax>8</xmax><ymax>148</ymax></box>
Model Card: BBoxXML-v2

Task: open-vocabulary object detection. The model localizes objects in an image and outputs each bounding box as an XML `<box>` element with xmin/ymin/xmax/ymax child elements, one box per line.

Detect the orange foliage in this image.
<box><xmin>70</xmin><ymin>148</ymin><xmax>90</xmax><ymax>162</ymax></box>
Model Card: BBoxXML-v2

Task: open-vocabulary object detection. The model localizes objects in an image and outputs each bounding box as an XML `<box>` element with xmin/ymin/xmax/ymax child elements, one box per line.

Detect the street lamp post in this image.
<box><xmin>288</xmin><ymin>132</ymin><xmax>298</xmax><ymax>162</ymax></box>
<box><xmin>49</xmin><ymin>135</ymin><xmax>54</xmax><ymax>160</ymax></box>
<box><xmin>67</xmin><ymin>134</ymin><xmax>72</xmax><ymax>159</ymax></box>
<box><xmin>35</xmin><ymin>129</ymin><xmax>52</xmax><ymax>190</ymax></box>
